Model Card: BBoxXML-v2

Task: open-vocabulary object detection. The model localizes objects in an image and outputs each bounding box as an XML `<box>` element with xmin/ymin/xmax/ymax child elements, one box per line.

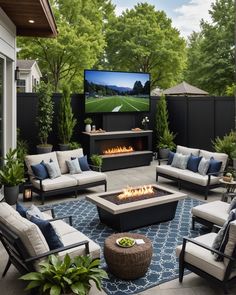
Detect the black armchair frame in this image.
<box><xmin>179</xmin><ymin>236</ymin><xmax>236</xmax><ymax>294</ymax></box>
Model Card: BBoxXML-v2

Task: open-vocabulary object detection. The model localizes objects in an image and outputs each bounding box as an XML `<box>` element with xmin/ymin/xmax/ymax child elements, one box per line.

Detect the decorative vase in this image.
<box><xmin>85</xmin><ymin>124</ymin><xmax>91</xmax><ymax>133</ymax></box>
<box><xmin>59</xmin><ymin>143</ymin><xmax>70</xmax><ymax>151</ymax></box>
<box><xmin>158</xmin><ymin>148</ymin><xmax>170</xmax><ymax>159</ymax></box>
<box><xmin>36</xmin><ymin>144</ymin><xmax>53</xmax><ymax>154</ymax></box>
<box><xmin>4</xmin><ymin>185</ymin><xmax>19</xmax><ymax>205</ymax></box>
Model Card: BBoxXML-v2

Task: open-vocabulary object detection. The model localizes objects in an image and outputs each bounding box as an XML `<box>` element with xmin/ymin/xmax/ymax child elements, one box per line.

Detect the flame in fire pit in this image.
<box><xmin>117</xmin><ymin>185</ymin><xmax>154</xmax><ymax>200</ymax></box>
<box><xmin>103</xmin><ymin>146</ymin><xmax>134</xmax><ymax>155</ymax></box>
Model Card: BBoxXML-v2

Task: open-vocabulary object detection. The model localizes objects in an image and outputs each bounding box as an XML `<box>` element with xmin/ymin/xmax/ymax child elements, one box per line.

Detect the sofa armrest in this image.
<box><xmin>40</xmin><ymin>208</ymin><xmax>55</xmax><ymax>218</ymax></box>
<box><xmin>48</xmin><ymin>215</ymin><xmax>73</xmax><ymax>226</ymax></box>
<box><xmin>89</xmin><ymin>164</ymin><xmax>101</xmax><ymax>172</ymax></box>
<box><xmin>157</xmin><ymin>158</ymin><xmax>168</xmax><ymax>166</ymax></box>
<box><xmin>24</xmin><ymin>240</ymin><xmax>90</xmax><ymax>263</ymax></box>
<box><xmin>181</xmin><ymin>237</ymin><xmax>235</xmax><ymax>261</ymax></box>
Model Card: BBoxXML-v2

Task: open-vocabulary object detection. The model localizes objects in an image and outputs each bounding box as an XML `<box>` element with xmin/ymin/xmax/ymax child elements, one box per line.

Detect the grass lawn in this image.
<box><xmin>85</xmin><ymin>96</ymin><xmax>149</xmax><ymax>112</ymax></box>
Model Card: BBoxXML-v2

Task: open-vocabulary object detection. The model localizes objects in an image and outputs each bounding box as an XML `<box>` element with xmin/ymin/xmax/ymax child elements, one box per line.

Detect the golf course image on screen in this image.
<box><xmin>84</xmin><ymin>70</ymin><xmax>150</xmax><ymax>113</ymax></box>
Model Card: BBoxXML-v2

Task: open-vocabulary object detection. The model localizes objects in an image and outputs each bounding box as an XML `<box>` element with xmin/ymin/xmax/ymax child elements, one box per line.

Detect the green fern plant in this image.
<box><xmin>212</xmin><ymin>131</ymin><xmax>236</xmax><ymax>160</ymax></box>
<box><xmin>58</xmin><ymin>84</ymin><xmax>77</xmax><ymax>144</ymax></box>
<box><xmin>158</xmin><ymin>129</ymin><xmax>176</xmax><ymax>150</ymax></box>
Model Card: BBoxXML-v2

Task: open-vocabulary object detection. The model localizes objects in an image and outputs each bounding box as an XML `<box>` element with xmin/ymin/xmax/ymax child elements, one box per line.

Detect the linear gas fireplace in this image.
<box><xmin>83</xmin><ymin>130</ymin><xmax>153</xmax><ymax>171</ymax></box>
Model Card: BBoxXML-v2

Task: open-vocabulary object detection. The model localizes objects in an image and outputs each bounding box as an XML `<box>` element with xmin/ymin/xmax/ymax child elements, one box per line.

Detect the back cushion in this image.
<box><xmin>0</xmin><ymin>203</ymin><xmax>49</xmax><ymax>257</ymax></box>
<box><xmin>56</xmin><ymin>149</ymin><xmax>84</xmax><ymax>174</ymax></box>
<box><xmin>176</xmin><ymin>145</ymin><xmax>199</xmax><ymax>157</ymax></box>
<box><xmin>199</xmin><ymin>150</ymin><xmax>228</xmax><ymax>172</ymax></box>
<box><xmin>25</xmin><ymin>152</ymin><xmax>59</xmax><ymax>177</ymax></box>
<box><xmin>224</xmin><ymin>220</ymin><xmax>236</xmax><ymax>266</ymax></box>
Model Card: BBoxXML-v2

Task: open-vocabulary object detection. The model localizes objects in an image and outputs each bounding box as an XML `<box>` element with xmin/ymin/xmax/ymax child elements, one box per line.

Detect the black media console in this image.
<box><xmin>82</xmin><ymin>130</ymin><xmax>153</xmax><ymax>171</ymax></box>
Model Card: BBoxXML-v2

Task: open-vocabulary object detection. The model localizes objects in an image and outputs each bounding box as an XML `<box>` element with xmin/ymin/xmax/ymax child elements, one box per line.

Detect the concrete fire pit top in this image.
<box><xmin>86</xmin><ymin>184</ymin><xmax>187</xmax><ymax>214</ymax></box>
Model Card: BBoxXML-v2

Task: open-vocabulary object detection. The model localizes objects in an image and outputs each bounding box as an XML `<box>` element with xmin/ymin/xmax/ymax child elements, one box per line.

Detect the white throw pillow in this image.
<box><xmin>66</xmin><ymin>159</ymin><xmax>82</xmax><ymax>174</ymax></box>
<box><xmin>26</xmin><ymin>205</ymin><xmax>45</xmax><ymax>220</ymax></box>
<box><xmin>198</xmin><ymin>157</ymin><xmax>210</xmax><ymax>176</ymax></box>
<box><xmin>171</xmin><ymin>153</ymin><xmax>189</xmax><ymax>169</ymax></box>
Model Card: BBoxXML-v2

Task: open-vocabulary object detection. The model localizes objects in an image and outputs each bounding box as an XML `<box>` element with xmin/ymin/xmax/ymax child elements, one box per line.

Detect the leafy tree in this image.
<box><xmin>104</xmin><ymin>3</ymin><xmax>186</xmax><ymax>89</ymax></box>
<box><xmin>184</xmin><ymin>0</ymin><xmax>235</xmax><ymax>95</ymax></box>
<box><xmin>58</xmin><ymin>84</ymin><xmax>77</xmax><ymax>144</ymax></box>
<box><xmin>17</xmin><ymin>0</ymin><xmax>114</xmax><ymax>92</ymax></box>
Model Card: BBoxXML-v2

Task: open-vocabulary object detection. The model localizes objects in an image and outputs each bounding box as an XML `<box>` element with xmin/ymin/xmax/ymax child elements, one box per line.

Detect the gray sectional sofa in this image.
<box><xmin>25</xmin><ymin>149</ymin><xmax>107</xmax><ymax>204</ymax></box>
<box><xmin>156</xmin><ymin>145</ymin><xmax>228</xmax><ymax>199</ymax></box>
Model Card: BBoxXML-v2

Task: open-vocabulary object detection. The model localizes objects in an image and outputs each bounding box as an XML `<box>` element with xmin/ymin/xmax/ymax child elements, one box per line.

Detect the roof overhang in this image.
<box><xmin>0</xmin><ymin>0</ymin><xmax>57</xmax><ymax>37</ymax></box>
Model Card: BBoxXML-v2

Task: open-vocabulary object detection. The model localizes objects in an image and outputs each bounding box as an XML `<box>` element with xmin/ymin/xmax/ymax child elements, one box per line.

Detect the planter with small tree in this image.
<box><xmin>158</xmin><ymin>129</ymin><xmax>176</xmax><ymax>159</ymax></box>
<box><xmin>36</xmin><ymin>82</ymin><xmax>54</xmax><ymax>154</ymax></box>
<box><xmin>58</xmin><ymin>85</ymin><xmax>77</xmax><ymax>151</ymax></box>
<box><xmin>84</xmin><ymin>118</ymin><xmax>92</xmax><ymax>133</ymax></box>
<box><xmin>90</xmin><ymin>154</ymin><xmax>103</xmax><ymax>171</ymax></box>
<box><xmin>0</xmin><ymin>148</ymin><xmax>25</xmax><ymax>205</ymax></box>
<box><xmin>20</xmin><ymin>254</ymin><xmax>108</xmax><ymax>295</ymax></box>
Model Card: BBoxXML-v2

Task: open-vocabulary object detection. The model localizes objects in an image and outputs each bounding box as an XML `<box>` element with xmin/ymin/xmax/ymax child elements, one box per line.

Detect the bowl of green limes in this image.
<box><xmin>116</xmin><ymin>237</ymin><xmax>135</xmax><ymax>248</ymax></box>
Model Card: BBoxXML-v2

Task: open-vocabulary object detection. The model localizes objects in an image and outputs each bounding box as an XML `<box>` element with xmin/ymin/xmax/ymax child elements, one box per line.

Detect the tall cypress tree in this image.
<box><xmin>156</xmin><ymin>94</ymin><xmax>168</xmax><ymax>145</ymax></box>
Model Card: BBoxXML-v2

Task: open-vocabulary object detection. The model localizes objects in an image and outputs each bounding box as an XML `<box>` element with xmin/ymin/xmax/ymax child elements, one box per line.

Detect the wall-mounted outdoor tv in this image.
<box><xmin>84</xmin><ymin>69</ymin><xmax>150</xmax><ymax>113</ymax></box>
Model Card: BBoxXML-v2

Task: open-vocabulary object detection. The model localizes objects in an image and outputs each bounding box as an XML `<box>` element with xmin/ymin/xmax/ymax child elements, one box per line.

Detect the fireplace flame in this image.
<box><xmin>103</xmin><ymin>146</ymin><xmax>134</xmax><ymax>155</ymax></box>
<box><xmin>117</xmin><ymin>185</ymin><xmax>154</xmax><ymax>200</ymax></box>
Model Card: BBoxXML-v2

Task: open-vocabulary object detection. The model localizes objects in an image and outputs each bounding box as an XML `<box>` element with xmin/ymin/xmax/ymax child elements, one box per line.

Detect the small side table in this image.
<box><xmin>104</xmin><ymin>233</ymin><xmax>153</xmax><ymax>280</ymax></box>
<box><xmin>219</xmin><ymin>179</ymin><xmax>236</xmax><ymax>202</ymax></box>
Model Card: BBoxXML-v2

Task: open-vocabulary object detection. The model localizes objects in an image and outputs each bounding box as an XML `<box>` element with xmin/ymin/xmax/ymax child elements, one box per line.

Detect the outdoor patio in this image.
<box><xmin>1</xmin><ymin>161</ymin><xmax>236</xmax><ymax>295</ymax></box>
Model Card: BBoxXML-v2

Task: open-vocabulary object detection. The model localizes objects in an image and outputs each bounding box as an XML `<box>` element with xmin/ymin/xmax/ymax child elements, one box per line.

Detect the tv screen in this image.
<box><xmin>84</xmin><ymin>70</ymin><xmax>150</xmax><ymax>113</ymax></box>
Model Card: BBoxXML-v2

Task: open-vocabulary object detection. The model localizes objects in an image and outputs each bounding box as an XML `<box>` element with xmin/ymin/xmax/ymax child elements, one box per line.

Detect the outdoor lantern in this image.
<box><xmin>15</xmin><ymin>66</ymin><xmax>20</xmax><ymax>81</ymax></box>
<box><xmin>23</xmin><ymin>187</ymin><xmax>32</xmax><ymax>202</ymax></box>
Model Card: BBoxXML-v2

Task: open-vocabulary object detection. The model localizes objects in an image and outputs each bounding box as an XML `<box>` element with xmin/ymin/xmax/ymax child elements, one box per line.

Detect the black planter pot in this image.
<box><xmin>59</xmin><ymin>144</ymin><xmax>70</xmax><ymax>151</ymax></box>
<box><xmin>4</xmin><ymin>185</ymin><xmax>19</xmax><ymax>205</ymax></box>
<box><xmin>36</xmin><ymin>145</ymin><xmax>53</xmax><ymax>154</ymax></box>
<box><xmin>158</xmin><ymin>148</ymin><xmax>170</xmax><ymax>159</ymax></box>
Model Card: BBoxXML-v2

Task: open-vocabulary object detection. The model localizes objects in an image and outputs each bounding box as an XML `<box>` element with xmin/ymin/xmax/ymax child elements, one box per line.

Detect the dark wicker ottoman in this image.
<box><xmin>104</xmin><ymin>233</ymin><xmax>153</xmax><ymax>280</ymax></box>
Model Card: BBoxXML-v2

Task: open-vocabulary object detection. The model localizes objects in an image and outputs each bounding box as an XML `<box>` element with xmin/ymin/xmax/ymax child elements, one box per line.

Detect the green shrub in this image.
<box><xmin>212</xmin><ymin>130</ymin><xmax>236</xmax><ymax>160</ymax></box>
<box><xmin>158</xmin><ymin>129</ymin><xmax>176</xmax><ymax>150</ymax></box>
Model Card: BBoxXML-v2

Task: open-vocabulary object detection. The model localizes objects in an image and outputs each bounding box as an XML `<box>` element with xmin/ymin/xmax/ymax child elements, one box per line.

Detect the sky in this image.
<box><xmin>85</xmin><ymin>70</ymin><xmax>149</xmax><ymax>88</ymax></box>
<box><xmin>111</xmin><ymin>0</ymin><xmax>215</xmax><ymax>38</ymax></box>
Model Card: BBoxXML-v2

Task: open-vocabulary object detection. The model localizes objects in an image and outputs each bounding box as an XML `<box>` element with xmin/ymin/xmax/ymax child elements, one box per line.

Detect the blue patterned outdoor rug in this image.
<box><xmin>43</xmin><ymin>197</ymin><xmax>203</xmax><ymax>295</ymax></box>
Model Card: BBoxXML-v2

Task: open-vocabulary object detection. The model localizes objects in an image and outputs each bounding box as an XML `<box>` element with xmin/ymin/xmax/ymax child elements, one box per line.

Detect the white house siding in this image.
<box><xmin>0</xmin><ymin>7</ymin><xmax>17</xmax><ymax>155</ymax></box>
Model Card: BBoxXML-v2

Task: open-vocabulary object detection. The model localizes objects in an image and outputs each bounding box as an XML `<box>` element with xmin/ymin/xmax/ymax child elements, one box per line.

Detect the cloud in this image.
<box><xmin>173</xmin><ymin>0</ymin><xmax>215</xmax><ymax>38</ymax></box>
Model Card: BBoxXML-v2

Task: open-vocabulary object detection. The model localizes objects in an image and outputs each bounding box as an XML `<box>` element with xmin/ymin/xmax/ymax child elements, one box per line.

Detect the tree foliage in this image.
<box><xmin>103</xmin><ymin>3</ymin><xmax>186</xmax><ymax>89</ymax></box>
<box><xmin>156</xmin><ymin>94</ymin><xmax>168</xmax><ymax>143</ymax></box>
<box><xmin>184</xmin><ymin>0</ymin><xmax>235</xmax><ymax>95</ymax></box>
<box><xmin>17</xmin><ymin>0</ymin><xmax>114</xmax><ymax>92</ymax></box>
<box><xmin>58</xmin><ymin>85</ymin><xmax>77</xmax><ymax>144</ymax></box>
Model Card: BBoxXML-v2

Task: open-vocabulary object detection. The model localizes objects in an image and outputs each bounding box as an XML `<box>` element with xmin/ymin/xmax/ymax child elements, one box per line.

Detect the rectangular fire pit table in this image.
<box><xmin>86</xmin><ymin>184</ymin><xmax>187</xmax><ymax>231</ymax></box>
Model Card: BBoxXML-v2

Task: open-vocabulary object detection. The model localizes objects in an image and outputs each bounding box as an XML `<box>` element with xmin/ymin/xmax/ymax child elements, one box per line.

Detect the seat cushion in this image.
<box><xmin>176</xmin><ymin>233</ymin><xmax>236</xmax><ymax>281</ymax></box>
<box><xmin>0</xmin><ymin>203</ymin><xmax>49</xmax><ymax>257</ymax></box>
<box><xmin>56</xmin><ymin>149</ymin><xmax>84</xmax><ymax>174</ymax></box>
<box><xmin>199</xmin><ymin>150</ymin><xmax>228</xmax><ymax>173</ymax></box>
<box><xmin>191</xmin><ymin>201</ymin><xmax>229</xmax><ymax>226</ymax></box>
<box><xmin>51</xmin><ymin>220</ymin><xmax>100</xmax><ymax>260</ymax></box>
<box><xmin>224</xmin><ymin>220</ymin><xmax>236</xmax><ymax>266</ymax></box>
<box><xmin>176</xmin><ymin>145</ymin><xmax>199</xmax><ymax>156</ymax></box>
<box><xmin>69</xmin><ymin>171</ymin><xmax>107</xmax><ymax>186</ymax></box>
<box><xmin>25</xmin><ymin>152</ymin><xmax>59</xmax><ymax>177</ymax></box>
<box><xmin>31</xmin><ymin>174</ymin><xmax>77</xmax><ymax>191</ymax></box>
<box><xmin>156</xmin><ymin>165</ymin><xmax>183</xmax><ymax>178</ymax></box>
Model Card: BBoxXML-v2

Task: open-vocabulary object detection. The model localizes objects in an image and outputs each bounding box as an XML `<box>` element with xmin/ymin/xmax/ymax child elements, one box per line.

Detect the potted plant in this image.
<box><xmin>232</xmin><ymin>148</ymin><xmax>236</xmax><ymax>169</ymax></box>
<box><xmin>0</xmin><ymin>148</ymin><xmax>25</xmax><ymax>205</ymax></box>
<box><xmin>141</xmin><ymin>116</ymin><xmax>149</xmax><ymax>130</ymax></box>
<box><xmin>90</xmin><ymin>154</ymin><xmax>103</xmax><ymax>171</ymax></box>
<box><xmin>20</xmin><ymin>254</ymin><xmax>108</xmax><ymax>295</ymax></box>
<box><xmin>157</xmin><ymin>129</ymin><xmax>176</xmax><ymax>159</ymax></box>
<box><xmin>84</xmin><ymin>118</ymin><xmax>92</xmax><ymax>133</ymax></box>
<box><xmin>58</xmin><ymin>85</ymin><xmax>77</xmax><ymax>151</ymax></box>
<box><xmin>36</xmin><ymin>82</ymin><xmax>54</xmax><ymax>154</ymax></box>
<box><xmin>68</xmin><ymin>142</ymin><xmax>81</xmax><ymax>150</ymax></box>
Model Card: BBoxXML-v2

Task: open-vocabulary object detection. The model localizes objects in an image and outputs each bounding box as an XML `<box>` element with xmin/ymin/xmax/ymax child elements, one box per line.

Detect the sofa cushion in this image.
<box><xmin>156</xmin><ymin>165</ymin><xmax>184</xmax><ymax>178</ymax></box>
<box><xmin>207</xmin><ymin>157</ymin><xmax>222</xmax><ymax>175</ymax></box>
<box><xmin>66</xmin><ymin>159</ymin><xmax>82</xmax><ymax>174</ymax></box>
<box><xmin>45</xmin><ymin>161</ymin><xmax>62</xmax><ymax>179</ymax></box>
<box><xmin>31</xmin><ymin>174</ymin><xmax>77</xmax><ymax>191</ymax></box>
<box><xmin>198</xmin><ymin>157</ymin><xmax>210</xmax><ymax>176</ymax></box>
<box><xmin>69</xmin><ymin>171</ymin><xmax>107</xmax><ymax>186</ymax></box>
<box><xmin>187</xmin><ymin>154</ymin><xmax>202</xmax><ymax>172</ymax></box>
<box><xmin>171</xmin><ymin>153</ymin><xmax>189</xmax><ymax>169</ymax></box>
<box><xmin>31</xmin><ymin>161</ymin><xmax>49</xmax><ymax>180</ymax></box>
<box><xmin>167</xmin><ymin>151</ymin><xmax>175</xmax><ymax>165</ymax></box>
<box><xmin>0</xmin><ymin>203</ymin><xmax>49</xmax><ymax>257</ymax></box>
<box><xmin>78</xmin><ymin>155</ymin><xmax>91</xmax><ymax>171</ymax></box>
<box><xmin>228</xmin><ymin>197</ymin><xmax>236</xmax><ymax>213</ymax></box>
<box><xmin>176</xmin><ymin>232</ymin><xmax>236</xmax><ymax>281</ymax></box>
<box><xmin>25</xmin><ymin>152</ymin><xmax>59</xmax><ymax>177</ymax></box>
<box><xmin>30</xmin><ymin>216</ymin><xmax>64</xmax><ymax>250</ymax></box>
<box><xmin>56</xmin><ymin>149</ymin><xmax>84</xmax><ymax>174</ymax></box>
<box><xmin>176</xmin><ymin>145</ymin><xmax>199</xmax><ymax>156</ymax></box>
<box><xmin>26</xmin><ymin>204</ymin><xmax>45</xmax><ymax>220</ymax></box>
<box><xmin>51</xmin><ymin>219</ymin><xmax>100</xmax><ymax>260</ymax></box>
<box><xmin>199</xmin><ymin>150</ymin><xmax>228</xmax><ymax>172</ymax></box>
<box><xmin>16</xmin><ymin>202</ymin><xmax>28</xmax><ymax>218</ymax></box>
<box><xmin>191</xmin><ymin>201</ymin><xmax>229</xmax><ymax>227</ymax></box>
<box><xmin>224</xmin><ymin>220</ymin><xmax>236</xmax><ymax>266</ymax></box>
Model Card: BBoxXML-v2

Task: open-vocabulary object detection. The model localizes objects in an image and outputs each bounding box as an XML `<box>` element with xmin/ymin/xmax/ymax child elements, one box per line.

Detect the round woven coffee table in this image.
<box><xmin>104</xmin><ymin>233</ymin><xmax>153</xmax><ymax>280</ymax></box>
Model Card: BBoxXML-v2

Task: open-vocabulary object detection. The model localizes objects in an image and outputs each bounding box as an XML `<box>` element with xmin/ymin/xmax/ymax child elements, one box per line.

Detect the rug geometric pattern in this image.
<box><xmin>44</xmin><ymin>197</ymin><xmax>203</xmax><ymax>295</ymax></box>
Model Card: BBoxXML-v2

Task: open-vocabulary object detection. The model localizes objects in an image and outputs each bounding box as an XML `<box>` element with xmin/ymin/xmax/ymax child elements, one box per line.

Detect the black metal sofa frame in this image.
<box><xmin>0</xmin><ymin>209</ymin><xmax>90</xmax><ymax>277</ymax></box>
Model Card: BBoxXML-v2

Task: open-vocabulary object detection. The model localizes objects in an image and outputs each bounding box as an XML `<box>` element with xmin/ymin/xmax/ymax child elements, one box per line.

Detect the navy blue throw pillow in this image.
<box><xmin>30</xmin><ymin>216</ymin><xmax>63</xmax><ymax>250</ymax></box>
<box><xmin>16</xmin><ymin>202</ymin><xmax>27</xmax><ymax>218</ymax></box>
<box><xmin>167</xmin><ymin>151</ymin><xmax>175</xmax><ymax>165</ymax></box>
<box><xmin>71</xmin><ymin>155</ymin><xmax>91</xmax><ymax>171</ymax></box>
<box><xmin>187</xmin><ymin>154</ymin><xmax>202</xmax><ymax>172</ymax></box>
<box><xmin>31</xmin><ymin>161</ymin><xmax>49</xmax><ymax>179</ymax></box>
<box><xmin>207</xmin><ymin>157</ymin><xmax>222</xmax><ymax>175</ymax></box>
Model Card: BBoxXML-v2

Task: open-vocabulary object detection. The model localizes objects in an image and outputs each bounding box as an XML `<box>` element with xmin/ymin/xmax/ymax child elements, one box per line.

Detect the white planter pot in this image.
<box><xmin>85</xmin><ymin>124</ymin><xmax>91</xmax><ymax>132</ymax></box>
